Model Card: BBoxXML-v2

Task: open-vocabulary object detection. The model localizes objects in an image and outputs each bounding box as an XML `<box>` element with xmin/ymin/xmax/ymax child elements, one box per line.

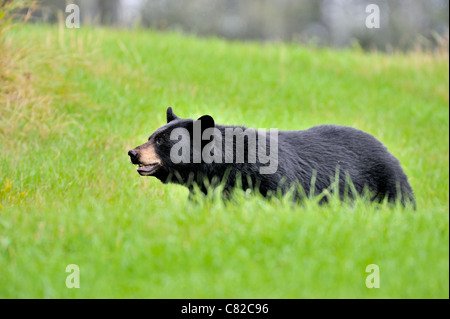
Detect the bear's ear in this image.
<box><xmin>166</xmin><ymin>106</ymin><xmax>180</xmax><ymax>123</ymax></box>
<box><xmin>185</xmin><ymin>114</ymin><xmax>215</xmax><ymax>136</ymax></box>
<box><xmin>196</xmin><ymin>115</ymin><xmax>215</xmax><ymax>130</ymax></box>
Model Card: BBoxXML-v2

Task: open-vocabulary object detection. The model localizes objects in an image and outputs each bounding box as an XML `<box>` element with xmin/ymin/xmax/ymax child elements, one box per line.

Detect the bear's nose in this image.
<box><xmin>128</xmin><ymin>149</ymin><xmax>138</xmax><ymax>161</ymax></box>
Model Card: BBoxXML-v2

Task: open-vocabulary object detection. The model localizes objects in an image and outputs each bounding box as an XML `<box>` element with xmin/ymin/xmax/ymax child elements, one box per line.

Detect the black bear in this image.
<box><xmin>128</xmin><ymin>107</ymin><xmax>415</xmax><ymax>206</ymax></box>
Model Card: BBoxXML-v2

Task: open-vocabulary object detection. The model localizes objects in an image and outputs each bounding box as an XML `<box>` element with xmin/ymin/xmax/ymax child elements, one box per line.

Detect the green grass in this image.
<box><xmin>0</xmin><ymin>24</ymin><xmax>448</xmax><ymax>298</ymax></box>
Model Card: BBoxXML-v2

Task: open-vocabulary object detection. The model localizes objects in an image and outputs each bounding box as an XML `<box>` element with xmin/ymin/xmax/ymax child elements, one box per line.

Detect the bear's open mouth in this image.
<box><xmin>136</xmin><ymin>163</ymin><xmax>160</xmax><ymax>176</ymax></box>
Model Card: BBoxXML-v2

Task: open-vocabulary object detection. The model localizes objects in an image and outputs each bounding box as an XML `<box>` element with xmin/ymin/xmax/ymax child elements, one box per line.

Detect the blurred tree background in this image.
<box><xmin>22</xmin><ymin>0</ymin><xmax>450</xmax><ymax>51</ymax></box>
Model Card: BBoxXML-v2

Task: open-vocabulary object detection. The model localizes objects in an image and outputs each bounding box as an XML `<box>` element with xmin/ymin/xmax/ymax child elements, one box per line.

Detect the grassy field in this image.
<box><xmin>0</xmin><ymin>24</ymin><xmax>448</xmax><ymax>298</ymax></box>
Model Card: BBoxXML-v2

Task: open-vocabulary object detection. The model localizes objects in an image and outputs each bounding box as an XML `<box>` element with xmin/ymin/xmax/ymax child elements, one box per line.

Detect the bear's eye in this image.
<box><xmin>155</xmin><ymin>136</ymin><xmax>162</xmax><ymax>146</ymax></box>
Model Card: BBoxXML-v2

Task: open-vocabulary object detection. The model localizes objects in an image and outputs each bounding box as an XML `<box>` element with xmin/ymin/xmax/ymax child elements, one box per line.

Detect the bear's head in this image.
<box><xmin>128</xmin><ymin>107</ymin><xmax>215</xmax><ymax>184</ymax></box>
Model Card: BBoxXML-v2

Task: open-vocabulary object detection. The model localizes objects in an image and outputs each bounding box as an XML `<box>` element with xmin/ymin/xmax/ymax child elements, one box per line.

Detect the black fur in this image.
<box><xmin>131</xmin><ymin>107</ymin><xmax>415</xmax><ymax>206</ymax></box>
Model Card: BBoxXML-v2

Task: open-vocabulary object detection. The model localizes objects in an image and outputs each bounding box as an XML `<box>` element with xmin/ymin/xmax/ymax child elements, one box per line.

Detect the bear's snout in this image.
<box><xmin>128</xmin><ymin>149</ymin><xmax>139</xmax><ymax>163</ymax></box>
